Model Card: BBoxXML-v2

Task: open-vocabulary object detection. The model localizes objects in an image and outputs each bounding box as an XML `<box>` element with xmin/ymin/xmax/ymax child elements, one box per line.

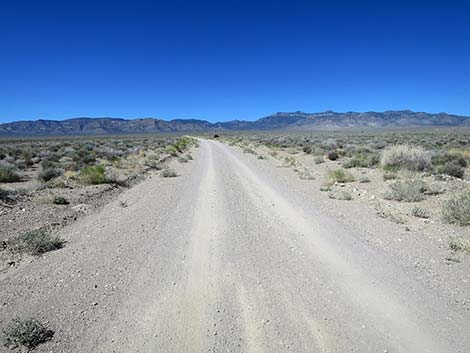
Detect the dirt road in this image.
<box><xmin>1</xmin><ymin>140</ymin><xmax>469</xmax><ymax>353</ymax></box>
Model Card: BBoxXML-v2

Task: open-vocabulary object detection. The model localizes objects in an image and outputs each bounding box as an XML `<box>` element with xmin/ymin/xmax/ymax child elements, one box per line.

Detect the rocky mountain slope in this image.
<box><xmin>1</xmin><ymin>110</ymin><xmax>469</xmax><ymax>136</ymax></box>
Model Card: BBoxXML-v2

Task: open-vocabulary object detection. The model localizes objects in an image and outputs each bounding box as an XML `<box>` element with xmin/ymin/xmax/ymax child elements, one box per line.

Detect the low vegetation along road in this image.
<box><xmin>1</xmin><ymin>139</ymin><xmax>470</xmax><ymax>352</ymax></box>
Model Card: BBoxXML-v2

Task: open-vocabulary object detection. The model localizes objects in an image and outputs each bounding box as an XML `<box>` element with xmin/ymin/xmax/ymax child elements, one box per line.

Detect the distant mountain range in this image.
<box><xmin>1</xmin><ymin>110</ymin><xmax>469</xmax><ymax>136</ymax></box>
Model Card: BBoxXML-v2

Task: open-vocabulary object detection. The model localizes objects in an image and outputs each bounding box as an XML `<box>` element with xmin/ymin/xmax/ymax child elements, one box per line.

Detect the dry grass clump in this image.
<box><xmin>326</xmin><ymin>168</ymin><xmax>355</xmax><ymax>185</ymax></box>
<box><xmin>381</xmin><ymin>145</ymin><xmax>431</xmax><ymax>171</ymax></box>
<box><xmin>441</xmin><ymin>191</ymin><xmax>470</xmax><ymax>226</ymax></box>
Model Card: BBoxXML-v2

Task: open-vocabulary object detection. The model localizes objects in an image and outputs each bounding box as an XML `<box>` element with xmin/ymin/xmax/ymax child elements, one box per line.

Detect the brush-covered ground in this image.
<box><xmin>0</xmin><ymin>135</ymin><xmax>198</xmax><ymax>272</ymax></box>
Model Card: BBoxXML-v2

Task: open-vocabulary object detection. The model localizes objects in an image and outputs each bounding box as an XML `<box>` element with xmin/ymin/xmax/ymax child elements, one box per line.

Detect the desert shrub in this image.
<box><xmin>359</xmin><ymin>175</ymin><xmax>370</xmax><ymax>183</ymax></box>
<box><xmin>326</xmin><ymin>169</ymin><xmax>355</xmax><ymax>184</ymax></box>
<box><xmin>343</xmin><ymin>154</ymin><xmax>380</xmax><ymax>168</ymax></box>
<box><xmin>186</xmin><ymin>154</ymin><xmax>193</xmax><ymax>160</ymax></box>
<box><xmin>448</xmin><ymin>236</ymin><xmax>470</xmax><ymax>252</ymax></box>
<box><xmin>177</xmin><ymin>156</ymin><xmax>188</xmax><ymax>163</ymax></box>
<box><xmin>313</xmin><ymin>156</ymin><xmax>324</xmax><ymax>164</ymax></box>
<box><xmin>8</xmin><ymin>229</ymin><xmax>64</xmax><ymax>255</ymax></box>
<box><xmin>437</xmin><ymin>161</ymin><xmax>465</xmax><ymax>178</ymax></box>
<box><xmin>2</xmin><ymin>318</ymin><xmax>54</xmax><ymax>350</ymax></box>
<box><xmin>105</xmin><ymin>168</ymin><xmax>130</xmax><ymax>186</ymax></box>
<box><xmin>0</xmin><ymin>165</ymin><xmax>21</xmax><ymax>183</ymax></box>
<box><xmin>53</xmin><ymin>196</ymin><xmax>69</xmax><ymax>205</ymax></box>
<box><xmin>326</xmin><ymin>150</ymin><xmax>339</xmax><ymax>161</ymax></box>
<box><xmin>72</xmin><ymin>149</ymin><xmax>96</xmax><ymax>166</ymax></box>
<box><xmin>298</xmin><ymin>169</ymin><xmax>315</xmax><ymax>180</ymax></box>
<box><xmin>441</xmin><ymin>191</ymin><xmax>470</xmax><ymax>226</ymax></box>
<box><xmin>328</xmin><ymin>190</ymin><xmax>353</xmax><ymax>200</ymax></box>
<box><xmin>384</xmin><ymin>180</ymin><xmax>426</xmax><ymax>202</ymax></box>
<box><xmin>302</xmin><ymin>146</ymin><xmax>313</xmax><ymax>154</ymax></box>
<box><xmin>432</xmin><ymin>151</ymin><xmax>467</xmax><ymax>168</ymax></box>
<box><xmin>411</xmin><ymin>206</ymin><xmax>430</xmax><ymax>218</ymax></box>
<box><xmin>174</xmin><ymin>137</ymin><xmax>192</xmax><ymax>152</ymax></box>
<box><xmin>383</xmin><ymin>171</ymin><xmax>398</xmax><ymax>180</ymax></box>
<box><xmin>79</xmin><ymin>165</ymin><xmax>106</xmax><ymax>184</ymax></box>
<box><xmin>38</xmin><ymin>167</ymin><xmax>63</xmax><ymax>182</ymax></box>
<box><xmin>165</xmin><ymin>144</ymin><xmax>179</xmax><ymax>156</ymax></box>
<box><xmin>243</xmin><ymin>148</ymin><xmax>256</xmax><ymax>154</ymax></box>
<box><xmin>161</xmin><ymin>168</ymin><xmax>177</xmax><ymax>178</ymax></box>
<box><xmin>381</xmin><ymin>145</ymin><xmax>431</xmax><ymax>171</ymax></box>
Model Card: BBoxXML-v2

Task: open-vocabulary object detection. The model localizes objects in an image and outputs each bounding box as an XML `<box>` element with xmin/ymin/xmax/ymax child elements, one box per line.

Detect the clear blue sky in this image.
<box><xmin>1</xmin><ymin>0</ymin><xmax>469</xmax><ymax>123</ymax></box>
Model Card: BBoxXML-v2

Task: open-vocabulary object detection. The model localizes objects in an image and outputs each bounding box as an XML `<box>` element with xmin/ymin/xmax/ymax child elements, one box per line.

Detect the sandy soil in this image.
<box><xmin>1</xmin><ymin>140</ymin><xmax>469</xmax><ymax>353</ymax></box>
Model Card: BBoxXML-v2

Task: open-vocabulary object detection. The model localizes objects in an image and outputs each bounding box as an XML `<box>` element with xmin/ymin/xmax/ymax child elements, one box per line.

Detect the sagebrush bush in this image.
<box><xmin>8</xmin><ymin>229</ymin><xmax>65</xmax><ymax>255</ymax></box>
<box><xmin>381</xmin><ymin>145</ymin><xmax>431</xmax><ymax>171</ymax></box>
<box><xmin>384</xmin><ymin>180</ymin><xmax>426</xmax><ymax>202</ymax></box>
<box><xmin>448</xmin><ymin>236</ymin><xmax>470</xmax><ymax>252</ymax></box>
<box><xmin>38</xmin><ymin>167</ymin><xmax>63</xmax><ymax>182</ymax></box>
<box><xmin>437</xmin><ymin>161</ymin><xmax>465</xmax><ymax>178</ymax></box>
<box><xmin>2</xmin><ymin>318</ymin><xmax>54</xmax><ymax>350</ymax></box>
<box><xmin>0</xmin><ymin>165</ymin><xmax>21</xmax><ymax>183</ymax></box>
<box><xmin>326</xmin><ymin>150</ymin><xmax>339</xmax><ymax>161</ymax></box>
<box><xmin>343</xmin><ymin>154</ymin><xmax>380</xmax><ymax>168</ymax></box>
<box><xmin>161</xmin><ymin>168</ymin><xmax>177</xmax><ymax>178</ymax></box>
<box><xmin>442</xmin><ymin>191</ymin><xmax>470</xmax><ymax>226</ymax></box>
<box><xmin>79</xmin><ymin>165</ymin><xmax>107</xmax><ymax>184</ymax></box>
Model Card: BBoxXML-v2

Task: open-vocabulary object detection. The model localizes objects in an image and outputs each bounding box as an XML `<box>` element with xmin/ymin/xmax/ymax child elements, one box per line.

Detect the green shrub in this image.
<box><xmin>2</xmin><ymin>318</ymin><xmax>54</xmax><ymax>350</ymax></box>
<box><xmin>165</xmin><ymin>144</ymin><xmax>179</xmax><ymax>156</ymax></box>
<box><xmin>442</xmin><ymin>191</ymin><xmax>470</xmax><ymax>226</ymax></box>
<box><xmin>381</xmin><ymin>145</ymin><xmax>431</xmax><ymax>171</ymax></box>
<box><xmin>53</xmin><ymin>196</ymin><xmax>69</xmax><ymax>205</ymax></box>
<box><xmin>79</xmin><ymin>165</ymin><xmax>106</xmax><ymax>184</ymax></box>
<box><xmin>326</xmin><ymin>169</ymin><xmax>355</xmax><ymax>185</ymax></box>
<box><xmin>8</xmin><ymin>229</ymin><xmax>64</xmax><ymax>255</ymax></box>
<box><xmin>384</xmin><ymin>180</ymin><xmax>426</xmax><ymax>202</ymax></box>
<box><xmin>0</xmin><ymin>165</ymin><xmax>21</xmax><ymax>183</ymax></box>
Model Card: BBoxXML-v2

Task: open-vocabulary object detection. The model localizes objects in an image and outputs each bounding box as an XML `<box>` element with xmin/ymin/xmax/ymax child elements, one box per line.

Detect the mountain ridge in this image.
<box><xmin>1</xmin><ymin>110</ymin><xmax>469</xmax><ymax>136</ymax></box>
